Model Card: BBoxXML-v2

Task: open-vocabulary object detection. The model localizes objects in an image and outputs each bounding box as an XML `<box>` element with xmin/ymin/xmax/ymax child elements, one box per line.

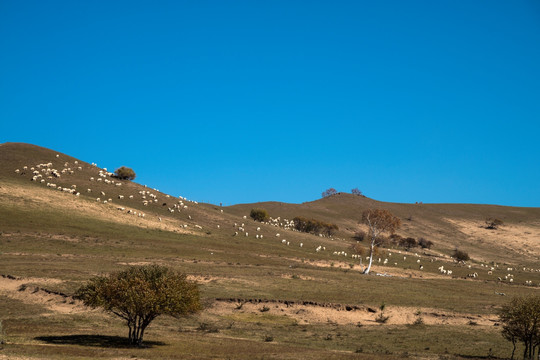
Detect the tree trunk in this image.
<box><xmin>363</xmin><ymin>239</ymin><xmax>375</xmax><ymax>274</ymax></box>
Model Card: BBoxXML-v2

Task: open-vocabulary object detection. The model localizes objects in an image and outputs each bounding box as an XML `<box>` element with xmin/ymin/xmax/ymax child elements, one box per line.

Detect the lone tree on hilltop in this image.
<box><xmin>485</xmin><ymin>217</ymin><xmax>504</xmax><ymax>230</ymax></box>
<box><xmin>76</xmin><ymin>265</ymin><xmax>201</xmax><ymax>346</ymax></box>
<box><xmin>498</xmin><ymin>295</ymin><xmax>540</xmax><ymax>360</ymax></box>
<box><xmin>361</xmin><ymin>209</ymin><xmax>401</xmax><ymax>274</ymax></box>
<box><xmin>351</xmin><ymin>188</ymin><xmax>362</xmax><ymax>196</ymax></box>
<box><xmin>114</xmin><ymin>166</ymin><xmax>136</xmax><ymax>180</ymax></box>
<box><xmin>322</xmin><ymin>188</ymin><xmax>337</xmax><ymax>198</ymax></box>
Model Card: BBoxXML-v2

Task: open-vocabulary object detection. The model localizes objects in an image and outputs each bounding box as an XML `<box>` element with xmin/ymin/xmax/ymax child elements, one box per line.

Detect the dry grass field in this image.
<box><xmin>0</xmin><ymin>142</ymin><xmax>539</xmax><ymax>359</ymax></box>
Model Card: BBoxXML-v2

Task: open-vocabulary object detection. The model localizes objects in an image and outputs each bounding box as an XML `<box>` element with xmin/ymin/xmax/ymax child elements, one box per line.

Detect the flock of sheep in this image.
<box><xmin>12</xmin><ymin>153</ymin><xmax>540</xmax><ymax>287</ymax></box>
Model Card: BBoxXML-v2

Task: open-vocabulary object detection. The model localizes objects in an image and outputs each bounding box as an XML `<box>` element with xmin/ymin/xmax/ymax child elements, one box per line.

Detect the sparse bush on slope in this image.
<box><xmin>250</xmin><ymin>208</ymin><xmax>269</xmax><ymax>222</ymax></box>
<box><xmin>418</xmin><ymin>237</ymin><xmax>434</xmax><ymax>249</ymax></box>
<box><xmin>452</xmin><ymin>249</ymin><xmax>470</xmax><ymax>261</ymax></box>
<box><xmin>485</xmin><ymin>218</ymin><xmax>504</xmax><ymax>230</ymax></box>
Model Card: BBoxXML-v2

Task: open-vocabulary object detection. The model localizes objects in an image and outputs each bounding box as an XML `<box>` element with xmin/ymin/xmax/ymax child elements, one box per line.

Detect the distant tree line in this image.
<box><xmin>321</xmin><ymin>187</ymin><xmax>363</xmax><ymax>198</ymax></box>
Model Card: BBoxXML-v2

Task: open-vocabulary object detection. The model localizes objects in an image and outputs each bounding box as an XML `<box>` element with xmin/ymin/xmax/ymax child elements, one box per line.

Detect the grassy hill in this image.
<box><xmin>0</xmin><ymin>142</ymin><xmax>539</xmax><ymax>359</ymax></box>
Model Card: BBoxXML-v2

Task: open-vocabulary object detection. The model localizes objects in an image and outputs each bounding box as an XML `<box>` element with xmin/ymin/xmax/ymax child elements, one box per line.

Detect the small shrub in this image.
<box><xmin>353</xmin><ymin>230</ymin><xmax>367</xmax><ymax>242</ymax></box>
<box><xmin>250</xmin><ymin>209</ymin><xmax>269</xmax><ymax>222</ymax></box>
<box><xmin>485</xmin><ymin>218</ymin><xmax>504</xmax><ymax>230</ymax></box>
<box><xmin>376</xmin><ymin>313</ymin><xmax>390</xmax><ymax>324</ymax></box>
<box><xmin>264</xmin><ymin>335</ymin><xmax>274</xmax><ymax>342</ymax></box>
<box><xmin>399</xmin><ymin>237</ymin><xmax>417</xmax><ymax>250</ymax></box>
<box><xmin>452</xmin><ymin>249</ymin><xmax>470</xmax><ymax>261</ymax></box>
<box><xmin>259</xmin><ymin>305</ymin><xmax>270</xmax><ymax>313</ymax></box>
<box><xmin>376</xmin><ymin>302</ymin><xmax>390</xmax><ymax>323</ymax></box>
<box><xmin>0</xmin><ymin>320</ymin><xmax>6</xmax><ymax>345</ymax></box>
<box><xmin>418</xmin><ymin>237</ymin><xmax>434</xmax><ymax>249</ymax></box>
<box><xmin>412</xmin><ymin>313</ymin><xmax>424</xmax><ymax>325</ymax></box>
<box><xmin>389</xmin><ymin>234</ymin><xmax>403</xmax><ymax>245</ymax></box>
<box><xmin>197</xmin><ymin>322</ymin><xmax>219</xmax><ymax>333</ymax></box>
<box><xmin>114</xmin><ymin>166</ymin><xmax>136</xmax><ymax>180</ymax></box>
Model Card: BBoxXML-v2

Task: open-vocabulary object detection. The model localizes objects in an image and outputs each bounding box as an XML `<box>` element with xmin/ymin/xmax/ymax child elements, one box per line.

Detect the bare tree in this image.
<box><xmin>361</xmin><ymin>209</ymin><xmax>400</xmax><ymax>274</ymax></box>
<box><xmin>351</xmin><ymin>188</ymin><xmax>362</xmax><ymax>196</ymax></box>
<box><xmin>321</xmin><ymin>188</ymin><xmax>337</xmax><ymax>198</ymax></box>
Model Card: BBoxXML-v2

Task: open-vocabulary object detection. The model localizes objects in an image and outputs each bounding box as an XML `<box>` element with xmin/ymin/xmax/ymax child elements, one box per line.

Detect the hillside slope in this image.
<box><xmin>1</xmin><ymin>142</ymin><xmax>540</xmax><ymax>359</ymax></box>
<box><xmin>228</xmin><ymin>191</ymin><xmax>540</xmax><ymax>264</ymax></box>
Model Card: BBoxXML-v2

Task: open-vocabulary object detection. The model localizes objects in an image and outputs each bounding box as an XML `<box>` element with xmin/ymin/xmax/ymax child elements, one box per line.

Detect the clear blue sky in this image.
<box><xmin>1</xmin><ymin>1</ymin><xmax>539</xmax><ymax>207</ymax></box>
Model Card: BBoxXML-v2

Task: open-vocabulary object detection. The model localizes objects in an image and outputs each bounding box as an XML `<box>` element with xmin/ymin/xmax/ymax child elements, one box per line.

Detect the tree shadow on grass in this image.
<box><xmin>34</xmin><ymin>334</ymin><xmax>166</xmax><ymax>348</ymax></box>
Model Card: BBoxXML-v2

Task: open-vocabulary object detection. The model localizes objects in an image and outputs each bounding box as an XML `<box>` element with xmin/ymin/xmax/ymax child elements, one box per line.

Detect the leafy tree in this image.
<box><xmin>486</xmin><ymin>218</ymin><xmax>504</xmax><ymax>230</ymax></box>
<box><xmin>76</xmin><ymin>265</ymin><xmax>201</xmax><ymax>346</ymax></box>
<box><xmin>361</xmin><ymin>209</ymin><xmax>401</xmax><ymax>274</ymax></box>
<box><xmin>114</xmin><ymin>166</ymin><xmax>136</xmax><ymax>180</ymax></box>
<box><xmin>321</xmin><ymin>188</ymin><xmax>337</xmax><ymax>198</ymax></box>
<box><xmin>499</xmin><ymin>295</ymin><xmax>540</xmax><ymax>359</ymax></box>
<box><xmin>250</xmin><ymin>208</ymin><xmax>269</xmax><ymax>222</ymax></box>
<box><xmin>351</xmin><ymin>188</ymin><xmax>362</xmax><ymax>196</ymax></box>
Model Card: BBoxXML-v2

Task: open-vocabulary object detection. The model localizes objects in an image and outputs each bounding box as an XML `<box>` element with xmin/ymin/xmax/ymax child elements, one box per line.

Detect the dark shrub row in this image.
<box><xmin>355</xmin><ymin>232</ymin><xmax>434</xmax><ymax>250</ymax></box>
<box><xmin>293</xmin><ymin>216</ymin><xmax>338</xmax><ymax>236</ymax></box>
